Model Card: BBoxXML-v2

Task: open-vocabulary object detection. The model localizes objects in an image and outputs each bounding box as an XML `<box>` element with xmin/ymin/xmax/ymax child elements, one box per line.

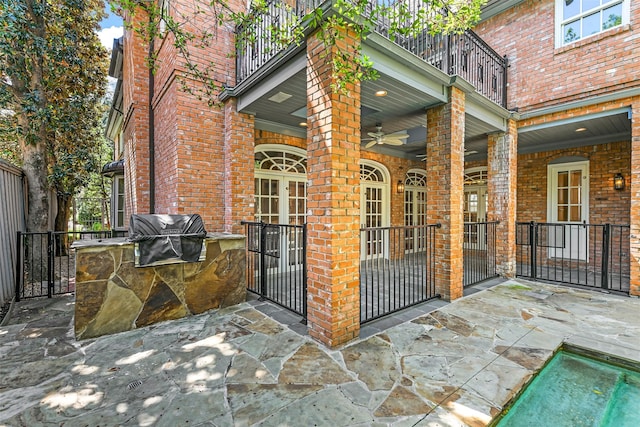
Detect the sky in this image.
<box><xmin>98</xmin><ymin>1</ymin><xmax>123</xmax><ymax>50</ymax></box>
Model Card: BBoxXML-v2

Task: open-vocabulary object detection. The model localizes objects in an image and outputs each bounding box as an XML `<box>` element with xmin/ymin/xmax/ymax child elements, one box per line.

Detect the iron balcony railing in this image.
<box><xmin>236</xmin><ymin>0</ymin><xmax>507</xmax><ymax>107</ymax></box>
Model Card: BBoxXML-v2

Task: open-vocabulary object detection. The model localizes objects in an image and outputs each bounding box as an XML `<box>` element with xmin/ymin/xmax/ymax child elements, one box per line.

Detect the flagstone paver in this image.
<box><xmin>1</xmin><ymin>280</ymin><xmax>640</xmax><ymax>426</ymax></box>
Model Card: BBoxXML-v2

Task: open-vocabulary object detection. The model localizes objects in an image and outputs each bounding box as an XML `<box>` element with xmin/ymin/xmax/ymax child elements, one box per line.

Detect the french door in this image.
<box><xmin>404</xmin><ymin>187</ymin><xmax>427</xmax><ymax>252</ymax></box>
<box><xmin>463</xmin><ymin>186</ymin><xmax>488</xmax><ymax>248</ymax></box>
<box><xmin>547</xmin><ymin>162</ymin><xmax>589</xmax><ymax>260</ymax></box>
<box><xmin>254</xmin><ymin>175</ymin><xmax>306</xmax><ymax>268</ymax></box>
<box><xmin>361</xmin><ymin>184</ymin><xmax>387</xmax><ymax>260</ymax></box>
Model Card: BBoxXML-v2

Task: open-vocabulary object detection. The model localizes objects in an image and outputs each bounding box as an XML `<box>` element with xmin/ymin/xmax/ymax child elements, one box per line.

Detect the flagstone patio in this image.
<box><xmin>1</xmin><ymin>279</ymin><xmax>639</xmax><ymax>426</ymax></box>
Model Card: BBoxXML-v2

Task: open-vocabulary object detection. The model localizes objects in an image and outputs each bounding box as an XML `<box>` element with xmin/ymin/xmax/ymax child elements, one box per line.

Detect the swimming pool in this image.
<box><xmin>494</xmin><ymin>349</ymin><xmax>640</xmax><ymax>426</ymax></box>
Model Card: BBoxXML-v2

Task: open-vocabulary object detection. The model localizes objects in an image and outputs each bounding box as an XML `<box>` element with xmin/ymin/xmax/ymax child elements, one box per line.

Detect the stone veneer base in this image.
<box><xmin>73</xmin><ymin>233</ymin><xmax>246</xmax><ymax>340</ymax></box>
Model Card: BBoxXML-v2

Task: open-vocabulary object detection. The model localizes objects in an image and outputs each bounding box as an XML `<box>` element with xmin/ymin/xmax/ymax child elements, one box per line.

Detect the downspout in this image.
<box><xmin>148</xmin><ymin>35</ymin><xmax>155</xmax><ymax>213</ymax></box>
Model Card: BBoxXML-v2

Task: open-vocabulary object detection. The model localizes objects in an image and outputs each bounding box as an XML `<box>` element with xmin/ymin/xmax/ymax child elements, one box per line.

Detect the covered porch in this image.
<box><xmin>221</xmin><ymin>0</ymin><xmax>518</xmax><ymax>347</ymax></box>
<box><xmin>221</xmin><ymin>0</ymin><xmax>640</xmax><ymax>348</ymax></box>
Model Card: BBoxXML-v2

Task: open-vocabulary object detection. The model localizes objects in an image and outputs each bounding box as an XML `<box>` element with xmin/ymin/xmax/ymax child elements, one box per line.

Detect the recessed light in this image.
<box><xmin>268</xmin><ymin>91</ymin><xmax>292</xmax><ymax>103</ymax></box>
<box><xmin>575</xmin><ymin>127</ymin><xmax>587</xmax><ymax>132</ymax></box>
<box><xmin>375</xmin><ymin>90</ymin><xmax>387</xmax><ymax>97</ymax></box>
<box><xmin>299</xmin><ymin>122</ymin><xmax>307</xmax><ymax>127</ymax></box>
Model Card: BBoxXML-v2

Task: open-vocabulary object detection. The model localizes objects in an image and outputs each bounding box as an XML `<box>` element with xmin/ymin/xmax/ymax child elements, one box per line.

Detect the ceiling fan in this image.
<box><xmin>362</xmin><ymin>123</ymin><xmax>409</xmax><ymax>149</ymax></box>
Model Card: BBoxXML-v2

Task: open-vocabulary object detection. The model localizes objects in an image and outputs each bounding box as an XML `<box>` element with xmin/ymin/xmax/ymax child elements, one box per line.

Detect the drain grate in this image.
<box><xmin>127</xmin><ymin>380</ymin><xmax>143</xmax><ymax>391</ymax></box>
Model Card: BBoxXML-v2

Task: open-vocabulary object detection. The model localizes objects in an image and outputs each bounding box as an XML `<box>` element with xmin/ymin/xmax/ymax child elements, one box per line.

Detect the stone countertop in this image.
<box><xmin>71</xmin><ymin>232</ymin><xmax>245</xmax><ymax>249</ymax></box>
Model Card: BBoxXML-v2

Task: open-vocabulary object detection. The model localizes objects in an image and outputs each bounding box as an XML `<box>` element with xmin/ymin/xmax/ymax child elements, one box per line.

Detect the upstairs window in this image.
<box><xmin>556</xmin><ymin>0</ymin><xmax>629</xmax><ymax>47</ymax></box>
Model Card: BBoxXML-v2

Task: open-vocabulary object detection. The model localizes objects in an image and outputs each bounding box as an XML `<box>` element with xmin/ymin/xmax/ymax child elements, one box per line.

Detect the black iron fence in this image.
<box><xmin>235</xmin><ymin>0</ymin><xmax>507</xmax><ymax>107</ymax></box>
<box><xmin>463</xmin><ymin>221</ymin><xmax>498</xmax><ymax>287</ymax></box>
<box><xmin>243</xmin><ymin>221</ymin><xmax>308</xmax><ymax>320</ymax></box>
<box><xmin>360</xmin><ymin>224</ymin><xmax>439</xmax><ymax>323</ymax></box>
<box><xmin>516</xmin><ymin>222</ymin><xmax>630</xmax><ymax>294</ymax></box>
<box><xmin>15</xmin><ymin>230</ymin><xmax>127</xmax><ymax>301</ymax></box>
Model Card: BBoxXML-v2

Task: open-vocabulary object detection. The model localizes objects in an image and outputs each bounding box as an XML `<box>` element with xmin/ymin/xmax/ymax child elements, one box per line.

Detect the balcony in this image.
<box><xmin>235</xmin><ymin>0</ymin><xmax>507</xmax><ymax>108</ymax></box>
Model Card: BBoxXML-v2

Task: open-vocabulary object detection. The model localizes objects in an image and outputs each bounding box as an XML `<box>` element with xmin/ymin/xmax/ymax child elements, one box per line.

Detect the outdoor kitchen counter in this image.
<box><xmin>72</xmin><ymin>233</ymin><xmax>246</xmax><ymax>339</ymax></box>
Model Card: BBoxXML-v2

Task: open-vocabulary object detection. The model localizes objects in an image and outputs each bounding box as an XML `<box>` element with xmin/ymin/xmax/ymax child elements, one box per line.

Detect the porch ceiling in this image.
<box><xmin>240</xmin><ymin>68</ymin><xmax>503</xmax><ymax>162</ymax></box>
<box><xmin>518</xmin><ymin>109</ymin><xmax>631</xmax><ymax>155</ymax></box>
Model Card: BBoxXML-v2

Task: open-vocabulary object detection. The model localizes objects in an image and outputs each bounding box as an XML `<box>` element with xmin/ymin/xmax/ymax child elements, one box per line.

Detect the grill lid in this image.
<box><xmin>129</xmin><ymin>214</ymin><xmax>206</xmax><ymax>267</ymax></box>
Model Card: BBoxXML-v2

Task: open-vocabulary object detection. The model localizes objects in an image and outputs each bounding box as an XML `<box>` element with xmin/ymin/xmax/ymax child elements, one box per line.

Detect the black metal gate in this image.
<box><xmin>243</xmin><ymin>221</ymin><xmax>307</xmax><ymax>321</ymax></box>
<box><xmin>463</xmin><ymin>221</ymin><xmax>498</xmax><ymax>287</ymax></box>
<box><xmin>15</xmin><ymin>230</ymin><xmax>126</xmax><ymax>301</ymax></box>
<box><xmin>516</xmin><ymin>222</ymin><xmax>630</xmax><ymax>294</ymax></box>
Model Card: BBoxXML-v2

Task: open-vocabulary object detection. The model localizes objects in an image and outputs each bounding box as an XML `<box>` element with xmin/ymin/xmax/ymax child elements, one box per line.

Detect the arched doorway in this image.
<box><xmin>360</xmin><ymin>160</ymin><xmax>390</xmax><ymax>259</ymax></box>
<box><xmin>254</xmin><ymin>144</ymin><xmax>307</xmax><ymax>226</ymax></box>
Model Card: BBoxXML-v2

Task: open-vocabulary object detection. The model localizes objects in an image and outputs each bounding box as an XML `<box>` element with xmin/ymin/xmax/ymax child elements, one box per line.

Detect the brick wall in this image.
<box><xmin>123</xmin><ymin>0</ymin><xmax>247</xmax><ymax>231</ymax></box>
<box><xmin>255</xmin><ymin>130</ymin><xmax>307</xmax><ymax>150</ymax></box>
<box><xmin>517</xmin><ymin>141</ymin><xmax>630</xmax><ymax>224</ymax></box>
<box><xmin>474</xmin><ymin>0</ymin><xmax>640</xmax><ymax>112</ymax></box>
<box><xmin>122</xmin><ymin>10</ymin><xmax>151</xmax><ymax>216</ymax></box>
<box><xmin>152</xmin><ymin>80</ymin><xmax>179</xmax><ymax>214</ymax></box>
<box><xmin>224</xmin><ymin>99</ymin><xmax>255</xmax><ymax>234</ymax></box>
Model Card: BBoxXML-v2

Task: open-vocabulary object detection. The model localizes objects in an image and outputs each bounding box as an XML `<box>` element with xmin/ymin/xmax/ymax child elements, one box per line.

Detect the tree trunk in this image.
<box><xmin>54</xmin><ymin>194</ymin><xmax>71</xmax><ymax>256</ymax></box>
<box><xmin>17</xmin><ymin>112</ymin><xmax>50</xmax><ymax>284</ymax></box>
<box><xmin>18</xmin><ymin>123</ymin><xmax>50</xmax><ymax>232</ymax></box>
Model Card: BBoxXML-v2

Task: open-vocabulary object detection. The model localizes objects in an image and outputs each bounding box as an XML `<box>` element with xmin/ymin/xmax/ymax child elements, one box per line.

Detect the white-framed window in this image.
<box><xmin>114</xmin><ymin>176</ymin><xmax>126</xmax><ymax>229</ymax></box>
<box><xmin>556</xmin><ymin>0</ymin><xmax>629</xmax><ymax>47</ymax></box>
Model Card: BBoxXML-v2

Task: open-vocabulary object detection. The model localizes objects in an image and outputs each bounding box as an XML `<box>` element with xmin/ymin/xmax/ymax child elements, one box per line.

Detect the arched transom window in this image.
<box><xmin>255</xmin><ymin>146</ymin><xmax>307</xmax><ymax>174</ymax></box>
<box><xmin>360</xmin><ymin>163</ymin><xmax>386</xmax><ymax>182</ymax></box>
<box><xmin>464</xmin><ymin>168</ymin><xmax>488</xmax><ymax>185</ymax></box>
<box><xmin>404</xmin><ymin>170</ymin><xmax>427</xmax><ymax>187</ymax></box>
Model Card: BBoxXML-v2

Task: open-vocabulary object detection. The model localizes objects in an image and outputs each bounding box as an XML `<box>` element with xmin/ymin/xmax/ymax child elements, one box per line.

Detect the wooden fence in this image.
<box><xmin>0</xmin><ymin>160</ymin><xmax>26</xmax><ymax>307</ymax></box>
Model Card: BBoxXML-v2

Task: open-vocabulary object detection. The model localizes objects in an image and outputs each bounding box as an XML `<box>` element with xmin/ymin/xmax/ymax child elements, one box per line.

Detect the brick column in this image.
<box><xmin>122</xmin><ymin>15</ymin><xmax>151</xmax><ymax>216</ymax></box>
<box><xmin>630</xmin><ymin>97</ymin><xmax>640</xmax><ymax>297</ymax></box>
<box><xmin>223</xmin><ymin>98</ymin><xmax>255</xmax><ymax>234</ymax></box>
<box><xmin>487</xmin><ymin>119</ymin><xmax>518</xmax><ymax>277</ymax></box>
<box><xmin>305</xmin><ymin>28</ymin><xmax>361</xmax><ymax>347</ymax></box>
<box><xmin>426</xmin><ymin>87</ymin><xmax>465</xmax><ymax>301</ymax></box>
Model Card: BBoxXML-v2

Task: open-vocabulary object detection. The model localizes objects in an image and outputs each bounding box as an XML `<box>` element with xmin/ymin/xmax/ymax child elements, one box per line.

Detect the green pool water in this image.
<box><xmin>495</xmin><ymin>350</ymin><xmax>640</xmax><ymax>427</ymax></box>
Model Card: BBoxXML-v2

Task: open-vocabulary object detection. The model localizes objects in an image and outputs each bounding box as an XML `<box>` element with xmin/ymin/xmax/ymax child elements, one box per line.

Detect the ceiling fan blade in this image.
<box><xmin>365</xmin><ymin>140</ymin><xmax>378</xmax><ymax>148</ymax></box>
<box><xmin>368</xmin><ymin>132</ymin><xmax>381</xmax><ymax>138</ymax></box>
<box><xmin>464</xmin><ymin>150</ymin><xmax>478</xmax><ymax>156</ymax></box>
<box><xmin>381</xmin><ymin>138</ymin><xmax>404</xmax><ymax>146</ymax></box>
<box><xmin>385</xmin><ymin>132</ymin><xmax>409</xmax><ymax>139</ymax></box>
<box><xmin>416</xmin><ymin>154</ymin><xmax>427</xmax><ymax>158</ymax></box>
